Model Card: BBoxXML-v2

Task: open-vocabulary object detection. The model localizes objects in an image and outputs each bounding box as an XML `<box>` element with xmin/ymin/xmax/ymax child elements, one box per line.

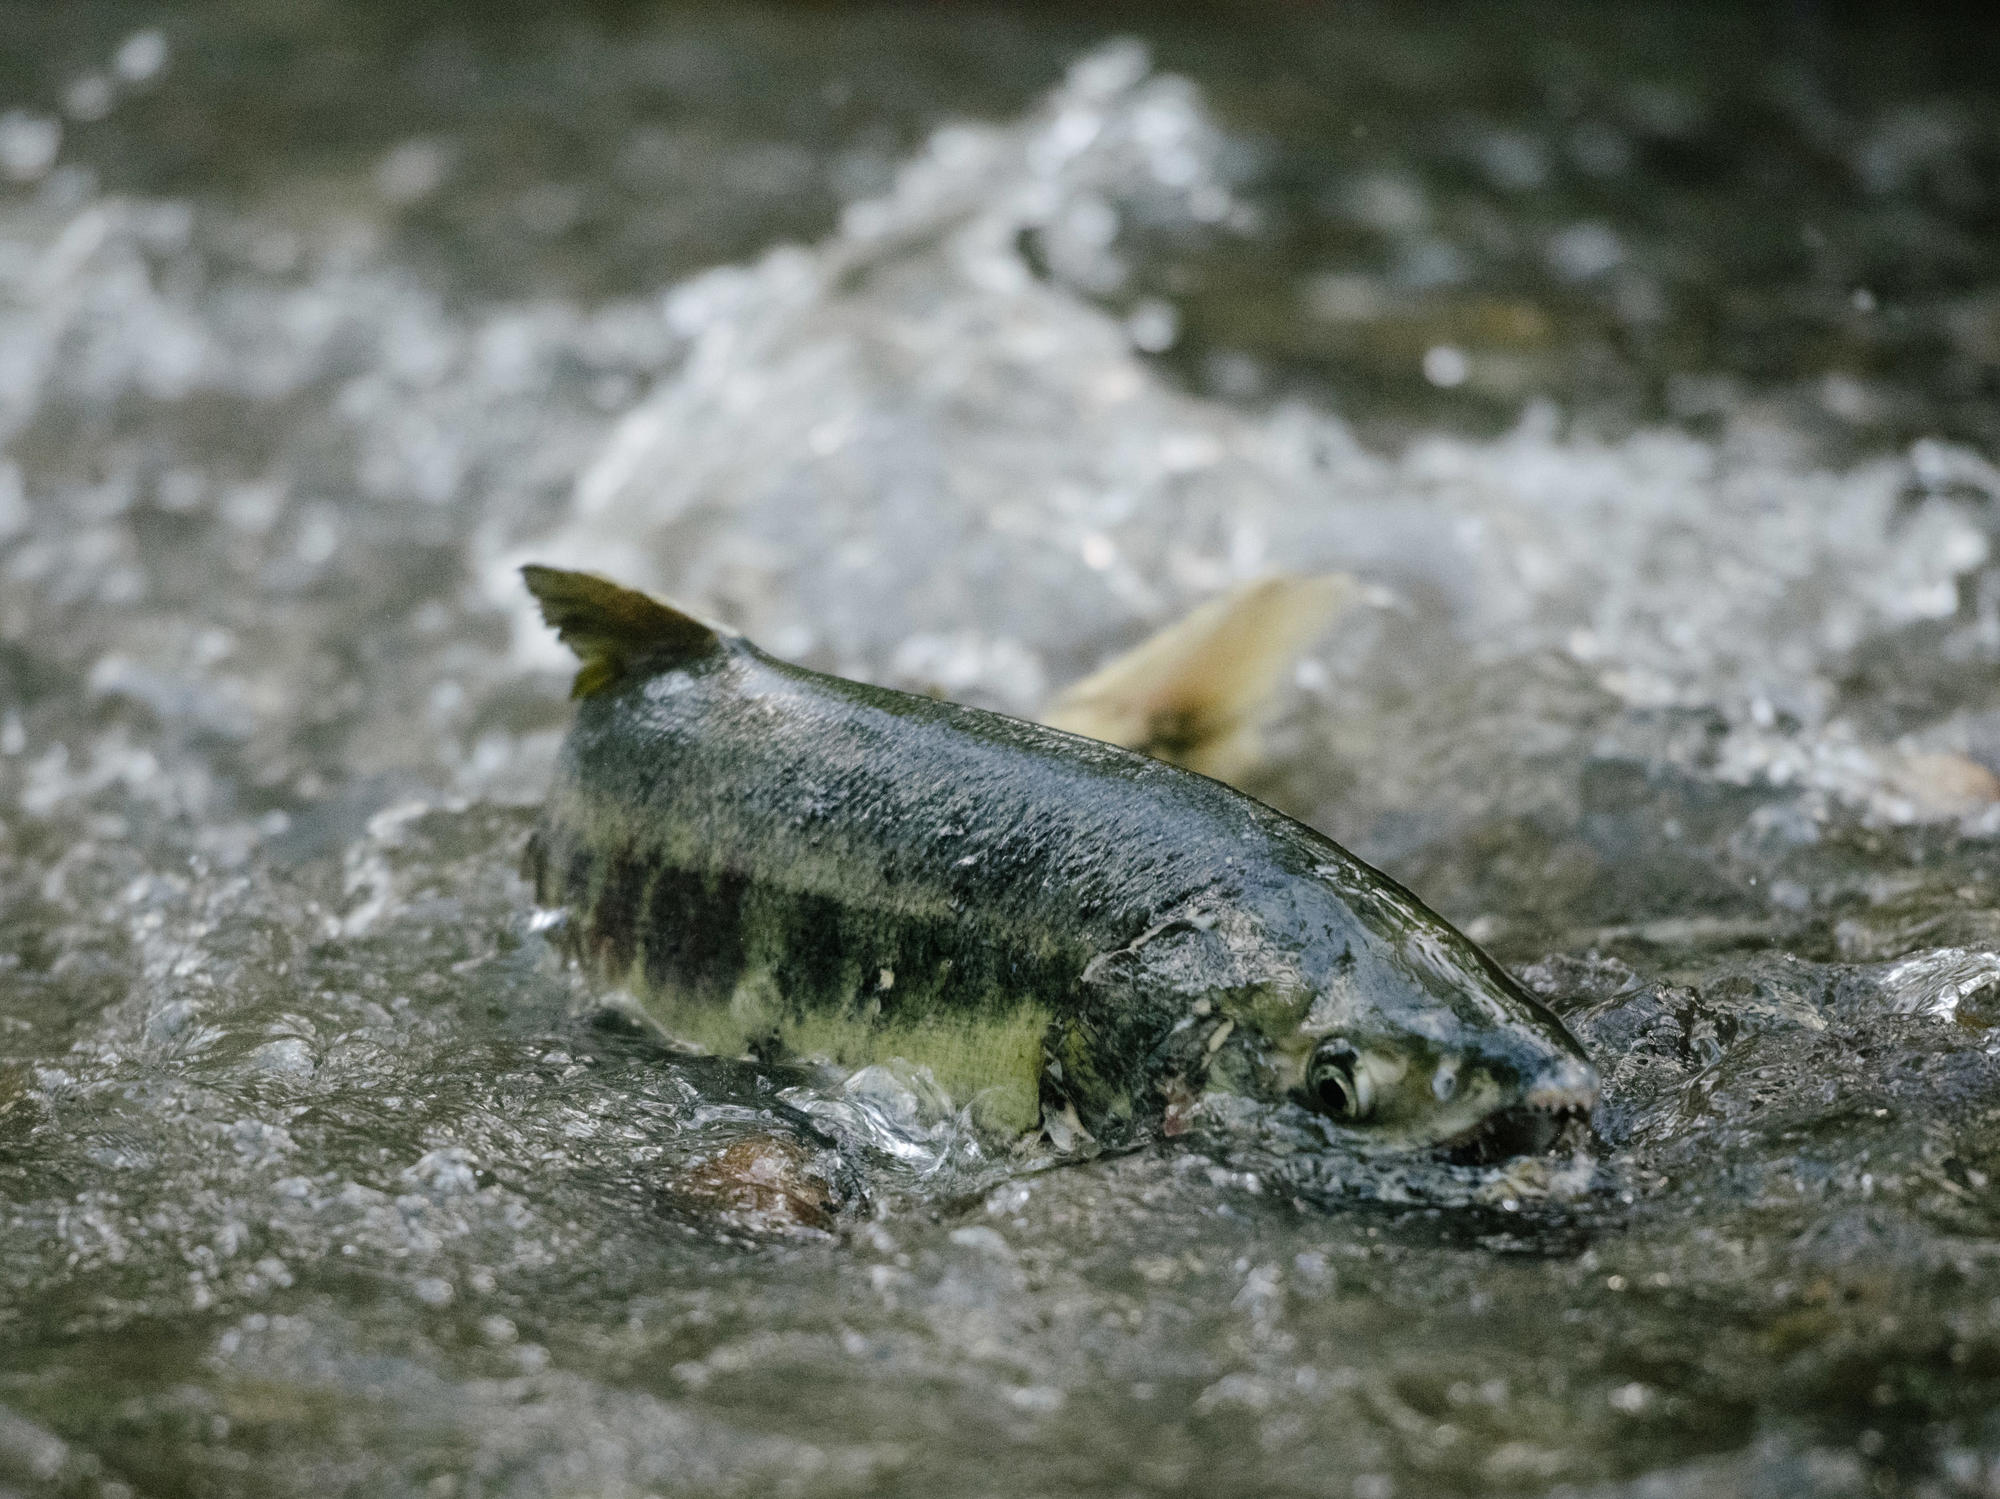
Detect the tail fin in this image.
<box><xmin>520</xmin><ymin>565</ymin><xmax>728</xmax><ymax>699</ymax></box>
<box><xmin>1042</xmin><ymin>574</ymin><xmax>1359</xmax><ymax>782</ymax></box>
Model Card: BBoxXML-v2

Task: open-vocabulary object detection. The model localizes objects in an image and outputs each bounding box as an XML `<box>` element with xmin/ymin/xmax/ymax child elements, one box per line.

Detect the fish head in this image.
<box><xmin>1218</xmin><ymin>862</ymin><xmax>1597</xmax><ymax>1155</ymax></box>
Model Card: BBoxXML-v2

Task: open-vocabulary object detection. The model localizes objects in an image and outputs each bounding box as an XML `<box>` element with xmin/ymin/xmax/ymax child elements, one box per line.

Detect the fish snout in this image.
<box><xmin>1447</xmin><ymin>1054</ymin><xmax>1599</xmax><ymax>1164</ymax></box>
<box><xmin>1521</xmin><ymin>1054</ymin><xmax>1598</xmax><ymax>1117</ymax></box>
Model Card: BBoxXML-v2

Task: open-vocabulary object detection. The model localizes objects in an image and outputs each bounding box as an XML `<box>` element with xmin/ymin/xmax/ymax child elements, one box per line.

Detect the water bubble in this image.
<box><xmin>62</xmin><ymin>75</ymin><xmax>114</xmax><ymax>122</ymax></box>
<box><xmin>252</xmin><ymin>1038</ymin><xmax>315</xmax><ymax>1075</ymax></box>
<box><xmin>1392</xmin><ymin>238</ymin><xmax>1468</xmax><ymax>289</ymax></box>
<box><xmin>480</xmin><ymin>1315</ymin><xmax>518</xmax><ymax>1345</ymax></box>
<box><xmin>1475</xmin><ymin>131</ymin><xmax>1548</xmax><ymax>192</ymax></box>
<box><xmin>1125</xmin><ymin>298</ymin><xmax>1179</xmax><ymax>353</ymax></box>
<box><xmin>0</xmin><ymin>112</ymin><xmax>60</xmax><ymax>183</ymax></box>
<box><xmin>1421</xmin><ymin>345</ymin><xmax>1470</xmax><ymax>388</ymax></box>
<box><xmin>376</xmin><ymin>139</ymin><xmax>455</xmax><ymax>205</ymax></box>
<box><xmin>112</xmin><ymin>30</ymin><xmax>170</xmax><ymax>84</ymax></box>
<box><xmin>1547</xmin><ymin>222</ymin><xmax>1625</xmax><ymax>280</ymax></box>
<box><xmin>1342</xmin><ymin>173</ymin><xmax>1428</xmax><ymax>233</ymax></box>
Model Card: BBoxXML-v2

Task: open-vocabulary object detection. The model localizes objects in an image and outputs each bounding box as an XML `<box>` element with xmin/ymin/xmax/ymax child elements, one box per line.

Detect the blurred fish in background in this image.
<box><xmin>1042</xmin><ymin>571</ymin><xmax>1367</xmax><ymax>782</ymax></box>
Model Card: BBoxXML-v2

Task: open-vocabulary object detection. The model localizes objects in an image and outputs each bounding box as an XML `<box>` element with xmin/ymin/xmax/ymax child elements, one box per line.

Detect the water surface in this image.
<box><xmin>4</xmin><ymin>5</ymin><xmax>2000</xmax><ymax>1495</ymax></box>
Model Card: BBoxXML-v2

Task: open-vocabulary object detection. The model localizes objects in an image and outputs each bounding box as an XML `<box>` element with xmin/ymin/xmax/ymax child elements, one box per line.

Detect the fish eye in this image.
<box><xmin>1307</xmin><ymin>1040</ymin><xmax>1374</xmax><ymax>1122</ymax></box>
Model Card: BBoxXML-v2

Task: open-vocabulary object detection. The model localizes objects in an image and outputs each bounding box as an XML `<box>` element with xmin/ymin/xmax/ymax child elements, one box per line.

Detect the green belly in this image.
<box><xmin>544</xmin><ymin>826</ymin><xmax>1063</xmax><ymax>1136</ymax></box>
<box><xmin>636</xmin><ymin>965</ymin><xmax>1049</xmax><ymax>1135</ymax></box>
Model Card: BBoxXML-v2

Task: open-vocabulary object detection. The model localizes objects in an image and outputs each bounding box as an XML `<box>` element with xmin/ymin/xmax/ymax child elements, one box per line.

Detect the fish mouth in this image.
<box><xmin>1442</xmin><ymin>1102</ymin><xmax>1590</xmax><ymax>1164</ymax></box>
<box><xmin>1441</xmin><ymin>1061</ymin><xmax>1599</xmax><ymax>1165</ymax></box>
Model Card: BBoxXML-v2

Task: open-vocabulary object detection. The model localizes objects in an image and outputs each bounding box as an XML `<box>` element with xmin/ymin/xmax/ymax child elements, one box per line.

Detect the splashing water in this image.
<box><xmin>5</xmin><ymin>11</ymin><xmax>2000</xmax><ymax>1496</ymax></box>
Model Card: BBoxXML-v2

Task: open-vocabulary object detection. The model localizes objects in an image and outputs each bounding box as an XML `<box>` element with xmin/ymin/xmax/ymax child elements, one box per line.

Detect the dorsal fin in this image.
<box><xmin>520</xmin><ymin>564</ymin><xmax>727</xmax><ymax>699</ymax></box>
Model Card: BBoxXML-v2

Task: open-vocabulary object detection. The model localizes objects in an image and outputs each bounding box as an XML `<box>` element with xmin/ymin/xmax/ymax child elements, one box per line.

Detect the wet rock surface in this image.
<box><xmin>4</xmin><ymin>5</ymin><xmax>2000</xmax><ymax>1495</ymax></box>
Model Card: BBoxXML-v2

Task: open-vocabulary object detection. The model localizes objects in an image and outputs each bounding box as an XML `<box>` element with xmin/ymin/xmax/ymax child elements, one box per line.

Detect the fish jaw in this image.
<box><xmin>1437</xmin><ymin>969</ymin><xmax>1600</xmax><ymax>1152</ymax></box>
<box><xmin>1521</xmin><ymin>1052</ymin><xmax>1599</xmax><ymax>1117</ymax></box>
<box><xmin>1428</xmin><ymin>1047</ymin><xmax>1598</xmax><ymax>1161</ymax></box>
<box><xmin>1435</xmin><ymin>982</ymin><xmax>1600</xmax><ymax>1147</ymax></box>
<box><xmin>1369</xmin><ymin>1003</ymin><xmax>1599</xmax><ymax>1154</ymax></box>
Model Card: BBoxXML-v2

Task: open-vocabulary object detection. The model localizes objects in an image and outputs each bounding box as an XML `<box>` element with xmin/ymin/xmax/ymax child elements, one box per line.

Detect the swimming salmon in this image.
<box><xmin>521</xmin><ymin>565</ymin><xmax>1597</xmax><ymax>1156</ymax></box>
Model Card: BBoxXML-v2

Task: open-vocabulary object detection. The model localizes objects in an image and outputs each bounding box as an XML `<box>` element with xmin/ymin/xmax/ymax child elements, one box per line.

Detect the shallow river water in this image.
<box><xmin>5</xmin><ymin>4</ymin><xmax>2000</xmax><ymax>1495</ymax></box>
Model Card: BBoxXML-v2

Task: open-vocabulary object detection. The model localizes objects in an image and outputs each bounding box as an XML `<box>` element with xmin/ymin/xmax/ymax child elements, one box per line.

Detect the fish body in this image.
<box><xmin>523</xmin><ymin>566</ymin><xmax>1596</xmax><ymax>1154</ymax></box>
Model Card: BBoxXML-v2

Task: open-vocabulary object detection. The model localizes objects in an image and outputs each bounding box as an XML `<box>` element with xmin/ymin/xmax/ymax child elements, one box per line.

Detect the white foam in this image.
<box><xmin>518</xmin><ymin>45</ymin><xmax>1996</xmax><ymax>825</ymax></box>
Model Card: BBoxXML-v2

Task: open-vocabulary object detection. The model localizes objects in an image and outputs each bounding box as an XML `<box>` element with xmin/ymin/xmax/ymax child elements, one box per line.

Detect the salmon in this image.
<box><xmin>522</xmin><ymin>564</ymin><xmax>1596</xmax><ymax>1155</ymax></box>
